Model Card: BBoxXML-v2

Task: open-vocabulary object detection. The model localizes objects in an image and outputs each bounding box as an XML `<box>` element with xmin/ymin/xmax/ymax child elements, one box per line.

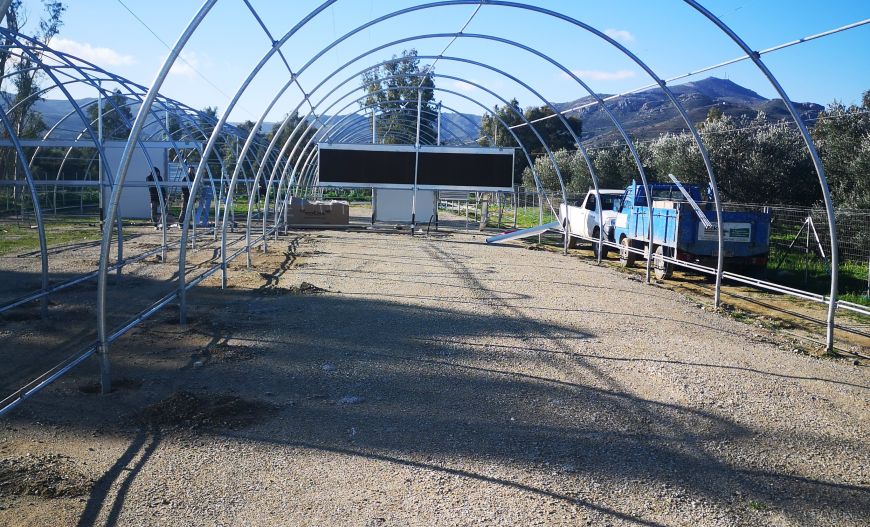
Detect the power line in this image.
<box><xmin>509</xmin><ymin>16</ymin><xmax>870</xmax><ymax>130</ymax></box>
<box><xmin>115</xmin><ymin>0</ymin><xmax>254</xmax><ymax>117</ymax></box>
<box><xmin>420</xmin><ymin>1</ymin><xmax>483</xmax><ymax>87</ymax></box>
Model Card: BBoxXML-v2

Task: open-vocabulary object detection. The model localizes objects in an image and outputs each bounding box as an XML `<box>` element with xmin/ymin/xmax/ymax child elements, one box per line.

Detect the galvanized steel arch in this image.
<box><xmin>269</xmin><ymin>72</ymin><xmax>560</xmax><ymax>208</ymax></box>
<box><xmin>683</xmin><ymin>0</ymin><xmax>839</xmax><ymax>348</ymax></box>
<box><xmin>275</xmin><ymin>79</ymin><xmax>556</xmax><ymax>223</ymax></box>
<box><xmin>0</xmin><ymin>0</ymin><xmax>843</xmax><ymax>407</ymax></box>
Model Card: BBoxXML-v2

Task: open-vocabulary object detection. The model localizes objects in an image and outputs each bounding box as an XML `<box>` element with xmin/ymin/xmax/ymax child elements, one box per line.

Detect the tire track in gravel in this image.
<box><xmin>425</xmin><ymin>235</ymin><xmax>870</xmax><ymax>525</ymax></box>
<box><xmin>419</xmin><ymin>237</ymin><xmax>776</xmax><ymax>518</ymax></box>
<box><xmin>288</xmin><ymin>231</ymin><xmax>869</xmax><ymax>525</ymax></box>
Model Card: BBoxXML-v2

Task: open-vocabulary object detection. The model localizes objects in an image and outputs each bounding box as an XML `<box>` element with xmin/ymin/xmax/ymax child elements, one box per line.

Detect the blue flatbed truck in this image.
<box><xmin>612</xmin><ymin>180</ymin><xmax>771</xmax><ymax>279</ymax></box>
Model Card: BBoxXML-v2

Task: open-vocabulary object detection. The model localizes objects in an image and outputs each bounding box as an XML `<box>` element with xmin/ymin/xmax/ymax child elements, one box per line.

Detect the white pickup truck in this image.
<box><xmin>559</xmin><ymin>189</ymin><xmax>624</xmax><ymax>258</ymax></box>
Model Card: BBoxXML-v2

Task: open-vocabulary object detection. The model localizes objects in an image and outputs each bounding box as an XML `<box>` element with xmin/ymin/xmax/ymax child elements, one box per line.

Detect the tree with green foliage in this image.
<box><xmin>521</xmin><ymin>141</ymin><xmax>649</xmax><ymax>196</ymax></box>
<box><xmin>1</xmin><ymin>1</ymin><xmax>65</xmax><ymax>140</ymax></box>
<box><xmin>86</xmin><ymin>88</ymin><xmax>133</xmax><ymax>140</ymax></box>
<box><xmin>221</xmin><ymin>119</ymin><xmax>264</xmax><ymax>181</ymax></box>
<box><xmin>482</xmin><ymin>99</ymin><xmax>582</xmax><ymax>190</ymax></box>
<box><xmin>1</xmin><ymin>0</ymin><xmax>65</xmax><ymax>202</ymax></box>
<box><xmin>811</xmin><ymin>92</ymin><xmax>870</xmax><ymax>209</ymax></box>
<box><xmin>361</xmin><ymin>49</ymin><xmax>437</xmax><ymax>145</ymax></box>
<box><xmin>266</xmin><ymin>111</ymin><xmax>319</xmax><ymax>174</ymax></box>
<box><xmin>706</xmin><ymin>106</ymin><xmax>724</xmax><ymax>122</ymax></box>
<box><xmin>479</xmin><ymin>102</ymin><xmax>582</xmax><ymax>153</ymax></box>
<box><xmin>515</xmin><ymin>88</ymin><xmax>870</xmax><ymax>212</ymax></box>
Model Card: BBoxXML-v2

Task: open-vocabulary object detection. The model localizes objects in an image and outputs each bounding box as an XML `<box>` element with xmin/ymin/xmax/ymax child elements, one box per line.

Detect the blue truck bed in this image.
<box><xmin>613</xmin><ymin>182</ymin><xmax>771</xmax><ymax>271</ymax></box>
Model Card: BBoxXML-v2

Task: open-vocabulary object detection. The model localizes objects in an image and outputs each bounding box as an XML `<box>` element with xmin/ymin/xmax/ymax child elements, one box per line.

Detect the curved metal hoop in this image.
<box><xmin>0</xmin><ymin>0</ymin><xmax>846</xmax><ymax>412</ymax></box>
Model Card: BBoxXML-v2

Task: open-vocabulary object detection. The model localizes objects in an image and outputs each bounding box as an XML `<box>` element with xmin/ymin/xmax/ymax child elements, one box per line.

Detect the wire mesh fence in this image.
<box><xmin>723</xmin><ymin>202</ymin><xmax>870</xmax><ymax>297</ymax></box>
<box><xmin>464</xmin><ymin>187</ymin><xmax>870</xmax><ymax>298</ymax></box>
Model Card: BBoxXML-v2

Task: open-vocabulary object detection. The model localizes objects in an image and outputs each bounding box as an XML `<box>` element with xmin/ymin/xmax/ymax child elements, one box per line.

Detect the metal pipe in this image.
<box><xmin>684</xmin><ymin>0</ymin><xmax>840</xmax><ymax>351</ymax></box>
<box><xmin>0</xmin><ymin>106</ymin><xmax>49</xmax><ymax>316</ymax></box>
<box><xmin>276</xmin><ymin>83</ymin><xmax>548</xmax><ymax>222</ymax></box>
<box><xmin>96</xmin><ymin>0</ymin><xmax>219</xmax><ymax>394</ymax></box>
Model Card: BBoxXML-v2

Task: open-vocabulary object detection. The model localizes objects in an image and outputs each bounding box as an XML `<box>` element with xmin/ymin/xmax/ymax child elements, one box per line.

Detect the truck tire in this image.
<box><xmin>592</xmin><ymin>228</ymin><xmax>609</xmax><ymax>259</ymax></box>
<box><xmin>619</xmin><ymin>238</ymin><xmax>636</xmax><ymax>267</ymax></box>
<box><xmin>567</xmin><ymin>235</ymin><xmax>580</xmax><ymax>249</ymax></box>
<box><xmin>654</xmin><ymin>245</ymin><xmax>673</xmax><ymax>280</ymax></box>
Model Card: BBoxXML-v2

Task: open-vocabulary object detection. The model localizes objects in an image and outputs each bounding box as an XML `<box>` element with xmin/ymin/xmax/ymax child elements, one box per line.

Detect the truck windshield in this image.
<box><xmin>601</xmin><ymin>194</ymin><xmax>620</xmax><ymax>211</ymax></box>
<box><xmin>584</xmin><ymin>194</ymin><xmax>621</xmax><ymax>211</ymax></box>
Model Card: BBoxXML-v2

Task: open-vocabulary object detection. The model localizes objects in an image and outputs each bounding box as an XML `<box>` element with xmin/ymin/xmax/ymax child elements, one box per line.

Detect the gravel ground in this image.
<box><xmin>0</xmin><ymin>225</ymin><xmax>868</xmax><ymax>526</ymax></box>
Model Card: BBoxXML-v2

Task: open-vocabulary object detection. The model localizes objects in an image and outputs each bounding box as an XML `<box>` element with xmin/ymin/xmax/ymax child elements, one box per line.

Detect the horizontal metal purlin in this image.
<box><xmin>0</xmin><ymin>140</ymin><xmax>202</xmax><ymax>149</ymax></box>
<box><xmin>0</xmin><ymin>179</ymin><xmax>265</xmax><ymax>187</ymax></box>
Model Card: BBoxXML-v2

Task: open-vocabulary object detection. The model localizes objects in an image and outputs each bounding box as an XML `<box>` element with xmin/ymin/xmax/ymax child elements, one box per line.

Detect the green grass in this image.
<box><xmin>0</xmin><ymin>219</ymin><xmax>102</xmax><ymax>255</ymax></box>
<box><xmin>322</xmin><ymin>189</ymin><xmax>372</xmax><ymax>202</ymax></box>
<box><xmin>442</xmin><ymin>205</ymin><xmax>557</xmax><ymax>230</ymax></box>
<box><xmin>841</xmin><ymin>292</ymin><xmax>870</xmax><ymax>307</ymax></box>
<box><xmin>769</xmin><ymin>246</ymin><xmax>869</xmax><ymax>302</ymax></box>
<box><xmin>500</xmin><ymin>207</ymin><xmax>558</xmax><ymax>229</ymax></box>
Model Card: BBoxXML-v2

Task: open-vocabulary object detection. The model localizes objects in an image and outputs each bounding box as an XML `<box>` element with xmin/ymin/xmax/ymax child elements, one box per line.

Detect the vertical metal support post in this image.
<box><xmin>805</xmin><ymin>217</ymin><xmax>811</xmax><ymax>284</ymax></box>
<box><xmin>97</xmin><ymin>85</ymin><xmax>104</xmax><ymax>226</ymax></box>
<box><xmin>372</xmin><ymin>110</ymin><xmax>376</xmax><ymax>144</ymax></box>
<box><xmin>866</xmin><ymin>255</ymin><xmax>869</xmax><ymax>297</ymax></box>
<box><xmin>411</xmin><ymin>89</ymin><xmax>422</xmax><ymax>230</ymax></box>
<box><xmin>563</xmin><ymin>194</ymin><xmax>569</xmax><ymax>255</ymax></box>
<box><xmin>436</xmin><ymin>102</ymin><xmax>442</xmax><ymax>146</ymax></box>
<box><xmin>97</xmin><ymin>84</ymin><xmax>123</xmax><ymax>279</ymax></box>
<box><xmin>513</xmin><ymin>186</ymin><xmax>518</xmax><ymax>228</ymax></box>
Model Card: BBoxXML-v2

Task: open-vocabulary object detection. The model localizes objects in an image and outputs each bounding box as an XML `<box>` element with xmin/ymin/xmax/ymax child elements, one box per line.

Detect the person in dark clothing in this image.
<box><xmin>259</xmin><ymin>175</ymin><xmax>267</xmax><ymax>199</ymax></box>
<box><xmin>145</xmin><ymin>167</ymin><xmax>164</xmax><ymax>228</ymax></box>
<box><xmin>176</xmin><ymin>166</ymin><xmax>193</xmax><ymax>228</ymax></box>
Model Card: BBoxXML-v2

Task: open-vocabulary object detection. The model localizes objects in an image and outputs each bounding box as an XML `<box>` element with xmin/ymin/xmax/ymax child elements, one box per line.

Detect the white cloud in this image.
<box><xmin>604</xmin><ymin>28</ymin><xmax>635</xmax><ymax>43</ymax></box>
<box><xmin>169</xmin><ymin>52</ymin><xmax>207</xmax><ymax>78</ymax></box>
<box><xmin>565</xmin><ymin>69</ymin><xmax>637</xmax><ymax>81</ymax></box>
<box><xmin>450</xmin><ymin>80</ymin><xmax>477</xmax><ymax>92</ymax></box>
<box><xmin>52</xmin><ymin>37</ymin><xmax>136</xmax><ymax>67</ymax></box>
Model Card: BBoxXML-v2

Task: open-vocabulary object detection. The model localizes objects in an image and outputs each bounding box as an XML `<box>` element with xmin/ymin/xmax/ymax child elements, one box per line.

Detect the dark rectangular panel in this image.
<box><xmin>317</xmin><ymin>144</ymin><xmax>514</xmax><ymax>190</ymax></box>
<box><xmin>319</xmin><ymin>146</ymin><xmax>415</xmax><ymax>186</ymax></box>
<box><xmin>417</xmin><ymin>150</ymin><xmax>514</xmax><ymax>189</ymax></box>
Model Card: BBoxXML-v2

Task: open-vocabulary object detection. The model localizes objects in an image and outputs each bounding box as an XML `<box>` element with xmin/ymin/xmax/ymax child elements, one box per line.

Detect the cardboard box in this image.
<box><xmin>286</xmin><ymin>197</ymin><xmax>349</xmax><ymax>225</ymax></box>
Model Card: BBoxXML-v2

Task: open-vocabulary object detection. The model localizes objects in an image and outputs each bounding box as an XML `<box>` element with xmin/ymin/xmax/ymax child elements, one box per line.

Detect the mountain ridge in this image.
<box><xmin>3</xmin><ymin>77</ymin><xmax>824</xmax><ymax>142</ymax></box>
<box><xmin>554</xmin><ymin>77</ymin><xmax>823</xmax><ymax>143</ymax></box>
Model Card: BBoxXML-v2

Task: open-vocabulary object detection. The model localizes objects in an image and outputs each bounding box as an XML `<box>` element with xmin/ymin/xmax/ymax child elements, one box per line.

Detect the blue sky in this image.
<box><xmin>17</xmin><ymin>0</ymin><xmax>870</xmax><ymax>123</ymax></box>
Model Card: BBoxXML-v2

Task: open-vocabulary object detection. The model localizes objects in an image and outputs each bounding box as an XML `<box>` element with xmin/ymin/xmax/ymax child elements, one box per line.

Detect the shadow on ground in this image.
<box><xmin>2</xmin><ymin>240</ymin><xmax>868</xmax><ymax>526</ymax></box>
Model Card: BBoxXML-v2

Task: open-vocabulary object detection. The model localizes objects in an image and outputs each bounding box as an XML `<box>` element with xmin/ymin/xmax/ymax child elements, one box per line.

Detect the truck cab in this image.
<box><xmin>559</xmin><ymin>189</ymin><xmax>623</xmax><ymax>258</ymax></box>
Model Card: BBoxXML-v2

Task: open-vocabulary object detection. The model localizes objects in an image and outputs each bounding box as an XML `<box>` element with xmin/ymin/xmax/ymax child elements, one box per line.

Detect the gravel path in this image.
<box><xmin>1</xmin><ymin>228</ymin><xmax>867</xmax><ymax>526</ymax></box>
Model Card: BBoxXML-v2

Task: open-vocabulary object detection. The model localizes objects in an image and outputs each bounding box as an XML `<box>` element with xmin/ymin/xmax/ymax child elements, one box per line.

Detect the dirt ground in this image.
<box><xmin>0</xmin><ymin>218</ymin><xmax>868</xmax><ymax>526</ymax></box>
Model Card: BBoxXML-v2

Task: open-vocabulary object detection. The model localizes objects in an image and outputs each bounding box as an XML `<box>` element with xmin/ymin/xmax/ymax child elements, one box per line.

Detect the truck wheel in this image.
<box><xmin>567</xmin><ymin>235</ymin><xmax>579</xmax><ymax>249</ymax></box>
<box><xmin>654</xmin><ymin>245</ymin><xmax>673</xmax><ymax>280</ymax></box>
<box><xmin>619</xmin><ymin>238</ymin><xmax>636</xmax><ymax>267</ymax></box>
<box><xmin>592</xmin><ymin>229</ymin><xmax>609</xmax><ymax>259</ymax></box>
